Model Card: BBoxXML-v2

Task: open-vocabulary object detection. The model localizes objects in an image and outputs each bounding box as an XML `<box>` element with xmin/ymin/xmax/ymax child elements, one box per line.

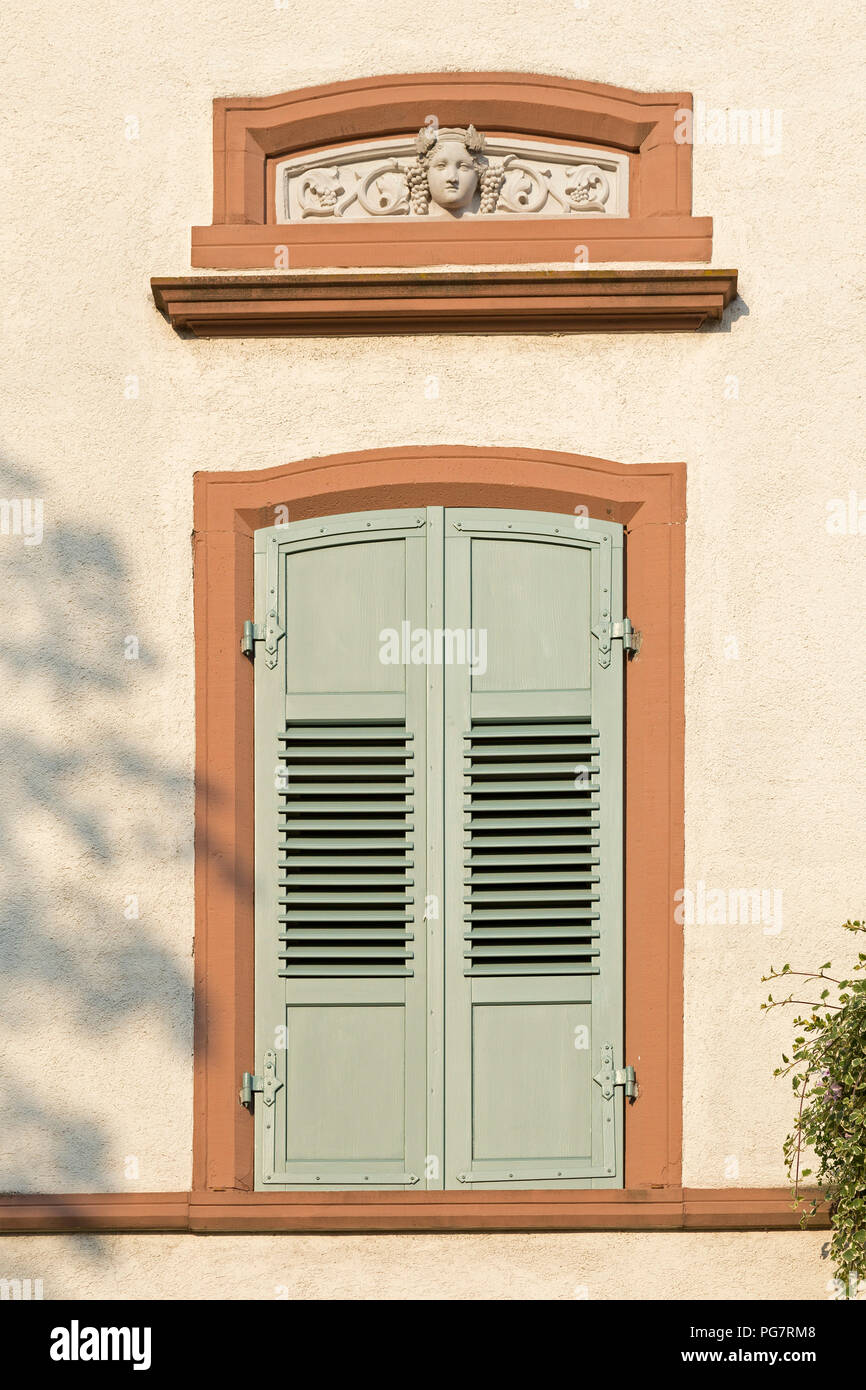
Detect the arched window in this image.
<box><xmin>193</xmin><ymin>446</ymin><xmax>685</xmax><ymax>1223</ymax></box>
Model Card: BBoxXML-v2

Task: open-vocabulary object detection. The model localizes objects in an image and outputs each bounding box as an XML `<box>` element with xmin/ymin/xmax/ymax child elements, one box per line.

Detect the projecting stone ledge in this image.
<box><xmin>151</xmin><ymin>268</ymin><xmax>739</xmax><ymax>338</ymax></box>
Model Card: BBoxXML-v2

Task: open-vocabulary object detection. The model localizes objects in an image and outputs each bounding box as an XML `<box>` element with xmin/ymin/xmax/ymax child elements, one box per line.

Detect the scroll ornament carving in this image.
<box><xmin>293</xmin><ymin>124</ymin><xmax>613</xmax><ymax>220</ymax></box>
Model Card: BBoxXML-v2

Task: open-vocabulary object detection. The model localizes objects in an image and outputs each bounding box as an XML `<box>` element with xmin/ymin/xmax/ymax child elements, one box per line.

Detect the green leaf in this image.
<box><xmin>763</xmin><ymin>920</ymin><xmax>866</xmax><ymax>1291</ymax></box>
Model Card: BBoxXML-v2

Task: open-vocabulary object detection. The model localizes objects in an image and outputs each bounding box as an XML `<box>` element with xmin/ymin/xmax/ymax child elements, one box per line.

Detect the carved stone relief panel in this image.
<box><xmin>276</xmin><ymin>125</ymin><xmax>628</xmax><ymax>222</ymax></box>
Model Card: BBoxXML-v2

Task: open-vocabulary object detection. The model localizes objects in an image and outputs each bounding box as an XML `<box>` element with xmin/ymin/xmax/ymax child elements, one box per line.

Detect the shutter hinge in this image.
<box><xmin>240</xmin><ymin>611</ymin><xmax>285</xmax><ymax>667</ymax></box>
<box><xmin>592</xmin><ymin>1042</ymin><xmax>638</xmax><ymax>1100</ymax></box>
<box><xmin>239</xmin><ymin>1051</ymin><xmax>281</xmax><ymax>1108</ymax></box>
<box><xmin>612</xmin><ymin>618</ymin><xmax>641</xmax><ymax>657</ymax></box>
<box><xmin>238</xmin><ymin>1071</ymin><xmax>262</xmax><ymax>1108</ymax></box>
<box><xmin>616</xmin><ymin>1064</ymin><xmax>638</xmax><ymax>1099</ymax></box>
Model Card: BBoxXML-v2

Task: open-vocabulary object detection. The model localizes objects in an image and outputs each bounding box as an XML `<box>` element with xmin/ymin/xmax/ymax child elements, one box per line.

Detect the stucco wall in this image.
<box><xmin>0</xmin><ymin>1232</ymin><xmax>835</xmax><ymax>1300</ymax></box>
<box><xmin>2</xmin><ymin>0</ymin><xmax>864</xmax><ymax>1295</ymax></box>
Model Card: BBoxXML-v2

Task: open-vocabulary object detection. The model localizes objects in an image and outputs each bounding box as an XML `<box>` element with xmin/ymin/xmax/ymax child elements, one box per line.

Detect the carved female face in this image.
<box><xmin>426</xmin><ymin>139</ymin><xmax>479</xmax><ymax>209</ymax></box>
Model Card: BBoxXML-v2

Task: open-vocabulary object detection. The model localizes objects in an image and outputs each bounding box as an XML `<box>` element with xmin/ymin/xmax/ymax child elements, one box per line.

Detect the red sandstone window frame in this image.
<box><xmin>192</xmin><ymin>445</ymin><xmax>686</xmax><ymax>1223</ymax></box>
<box><xmin>191</xmin><ymin>72</ymin><xmax>712</xmax><ymax>269</ymax></box>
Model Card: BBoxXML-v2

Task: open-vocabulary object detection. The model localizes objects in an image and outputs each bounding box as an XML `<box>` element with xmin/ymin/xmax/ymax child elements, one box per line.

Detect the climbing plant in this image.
<box><xmin>763</xmin><ymin>921</ymin><xmax>866</xmax><ymax>1298</ymax></box>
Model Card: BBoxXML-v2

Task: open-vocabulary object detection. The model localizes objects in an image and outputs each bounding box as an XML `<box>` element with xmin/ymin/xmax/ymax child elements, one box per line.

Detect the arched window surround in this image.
<box><xmin>192</xmin><ymin>445</ymin><xmax>686</xmax><ymax>1224</ymax></box>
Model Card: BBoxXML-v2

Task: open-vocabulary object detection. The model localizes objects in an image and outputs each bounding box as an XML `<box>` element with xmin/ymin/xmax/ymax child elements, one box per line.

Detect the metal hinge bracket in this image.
<box><xmin>612</xmin><ymin>618</ymin><xmax>640</xmax><ymax>657</ymax></box>
<box><xmin>616</xmin><ymin>1064</ymin><xmax>637</xmax><ymax>1099</ymax></box>
<box><xmin>239</xmin><ymin>1050</ymin><xmax>282</xmax><ymax>1108</ymax></box>
<box><xmin>592</xmin><ymin>1042</ymin><xmax>638</xmax><ymax>1100</ymax></box>
<box><xmin>240</xmin><ymin>610</ymin><xmax>284</xmax><ymax>667</ymax></box>
<box><xmin>238</xmin><ymin>1071</ymin><xmax>262</xmax><ymax>1107</ymax></box>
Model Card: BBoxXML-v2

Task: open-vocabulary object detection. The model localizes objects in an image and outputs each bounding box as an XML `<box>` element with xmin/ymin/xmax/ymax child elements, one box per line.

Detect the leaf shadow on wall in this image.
<box><xmin>0</xmin><ymin>456</ymin><xmax>237</xmax><ymax>1234</ymax></box>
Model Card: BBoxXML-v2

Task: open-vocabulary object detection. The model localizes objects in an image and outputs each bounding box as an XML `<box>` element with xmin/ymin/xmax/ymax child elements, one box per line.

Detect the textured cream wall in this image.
<box><xmin>0</xmin><ymin>1232</ymin><xmax>835</xmax><ymax>1300</ymax></box>
<box><xmin>1</xmin><ymin>0</ymin><xmax>865</xmax><ymax>1295</ymax></box>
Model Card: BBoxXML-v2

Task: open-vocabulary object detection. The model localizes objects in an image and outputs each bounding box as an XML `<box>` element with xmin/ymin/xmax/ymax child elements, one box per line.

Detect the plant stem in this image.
<box><xmin>793</xmin><ymin>1070</ymin><xmax>809</xmax><ymax>1202</ymax></box>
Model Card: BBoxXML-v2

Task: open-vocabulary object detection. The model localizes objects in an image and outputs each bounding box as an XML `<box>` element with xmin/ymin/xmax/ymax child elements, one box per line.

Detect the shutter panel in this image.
<box><xmin>251</xmin><ymin>504</ymin><xmax>625</xmax><ymax>1192</ymax></box>
<box><xmin>442</xmin><ymin>509</ymin><xmax>625</xmax><ymax>1188</ymax></box>
<box><xmin>254</xmin><ymin>509</ymin><xmax>429</xmax><ymax>1189</ymax></box>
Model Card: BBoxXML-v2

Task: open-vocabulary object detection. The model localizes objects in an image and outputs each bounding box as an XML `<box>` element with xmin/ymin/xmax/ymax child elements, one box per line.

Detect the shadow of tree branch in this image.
<box><xmin>0</xmin><ymin>453</ymin><xmax>239</xmax><ymax>1227</ymax></box>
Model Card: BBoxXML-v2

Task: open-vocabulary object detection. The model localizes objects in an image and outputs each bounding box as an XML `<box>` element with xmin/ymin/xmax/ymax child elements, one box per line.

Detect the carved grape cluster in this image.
<box><xmin>479</xmin><ymin>164</ymin><xmax>504</xmax><ymax>214</ymax></box>
<box><xmin>406</xmin><ymin>161</ymin><xmax>430</xmax><ymax>215</ymax></box>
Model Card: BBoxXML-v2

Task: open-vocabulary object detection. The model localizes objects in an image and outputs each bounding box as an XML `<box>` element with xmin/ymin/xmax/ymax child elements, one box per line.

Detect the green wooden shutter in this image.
<box><xmin>442</xmin><ymin>508</ymin><xmax>625</xmax><ymax>1188</ymax></box>
<box><xmin>251</xmin><ymin>505</ymin><xmax>626</xmax><ymax>1191</ymax></box>
<box><xmin>253</xmin><ymin>509</ymin><xmax>429</xmax><ymax>1189</ymax></box>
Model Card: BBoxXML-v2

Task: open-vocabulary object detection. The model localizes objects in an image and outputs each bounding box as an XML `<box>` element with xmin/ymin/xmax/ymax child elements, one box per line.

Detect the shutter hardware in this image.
<box><xmin>614</xmin><ymin>1065</ymin><xmax>637</xmax><ymax>1099</ymax></box>
<box><xmin>594</xmin><ymin>612</ymin><xmax>640</xmax><ymax>667</ymax></box>
<box><xmin>239</xmin><ymin>1051</ymin><xmax>281</xmax><ymax>1109</ymax></box>
<box><xmin>593</xmin><ymin>1041</ymin><xmax>637</xmax><ymax>1100</ymax></box>
<box><xmin>241</xmin><ymin>613</ymin><xmax>284</xmax><ymax>668</ymax></box>
<box><xmin>238</xmin><ymin>1072</ymin><xmax>261</xmax><ymax>1107</ymax></box>
<box><xmin>613</xmin><ymin>618</ymin><xmax>640</xmax><ymax>656</ymax></box>
<box><xmin>594</xmin><ymin>533</ymin><xmax>640</xmax><ymax>665</ymax></box>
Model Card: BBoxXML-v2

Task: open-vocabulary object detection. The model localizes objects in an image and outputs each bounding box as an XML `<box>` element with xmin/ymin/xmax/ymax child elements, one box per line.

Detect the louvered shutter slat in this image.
<box><xmin>280</xmin><ymin>928</ymin><xmax>414</xmax><ymax>941</ymax></box>
<box><xmin>466</xmin><ymin>924</ymin><xmax>601</xmax><ymax>939</ymax></box>
<box><xmin>284</xmin><ymin>964</ymin><xmax>413</xmax><ymax>978</ymax></box>
<box><xmin>278</xmin><ymin>727</ymin><xmax>415</xmax><ymax>742</ymax></box>
<box><xmin>282</xmin><ymin>836</ymin><xmax>415</xmax><ymax>849</ymax></box>
<box><xmin>464</xmin><ymin>849</ymin><xmax>599</xmax><ymax>866</ymax></box>
<box><xmin>284</xmin><ymin>855</ymin><xmax>414</xmax><ymax>868</ymax></box>
<box><xmin>467</xmin><ymin>888</ymin><xmax>599</xmax><ymax>901</ymax></box>
<box><xmin>465</xmin><ymin>906</ymin><xmax>600</xmax><ymax>921</ymax></box>
<box><xmin>282</xmin><ymin>874</ymin><xmax>416</xmax><ymax>887</ymax></box>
